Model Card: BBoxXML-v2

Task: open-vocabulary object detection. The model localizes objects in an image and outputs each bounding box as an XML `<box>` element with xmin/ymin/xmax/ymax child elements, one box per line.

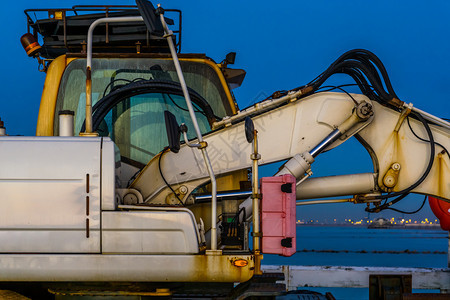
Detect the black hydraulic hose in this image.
<box><xmin>102</xmin><ymin>78</ymin><xmax>133</xmax><ymax>98</ymax></box>
<box><xmin>308</xmin><ymin>49</ymin><xmax>399</xmax><ymax>104</ymax></box>
<box><xmin>96</xmin><ymin>80</ymin><xmax>213</xmax><ymax>123</ymax></box>
<box><xmin>80</xmin><ymin>80</ymin><xmax>216</xmax><ymax>132</ymax></box>
<box><xmin>335</xmin><ymin>67</ymin><xmax>377</xmax><ymax>100</ymax></box>
<box><xmin>319</xmin><ymin>49</ymin><xmax>399</xmax><ymax>99</ymax></box>
<box><xmin>312</xmin><ymin>59</ymin><xmax>393</xmax><ymax>102</ymax></box>
<box><xmin>353</xmin><ymin>50</ymin><xmax>399</xmax><ymax>99</ymax></box>
<box><xmin>334</xmin><ymin>61</ymin><xmax>390</xmax><ymax>101</ymax></box>
<box><xmin>387</xmin><ymin>195</ymin><xmax>428</xmax><ymax>214</ymax></box>
<box><xmin>158</xmin><ymin>147</ymin><xmax>184</xmax><ymax>206</ymax></box>
<box><xmin>407</xmin><ymin>116</ymin><xmax>450</xmax><ymax>160</ymax></box>
<box><xmin>351</xmin><ymin>55</ymin><xmax>385</xmax><ymax>94</ymax></box>
<box><xmin>332</xmin><ymin>52</ymin><xmax>385</xmax><ymax>91</ymax></box>
<box><xmin>307</xmin><ymin>50</ymin><xmax>366</xmax><ymax>87</ymax></box>
<box><xmin>366</xmin><ymin>193</ymin><xmax>409</xmax><ymax>213</ymax></box>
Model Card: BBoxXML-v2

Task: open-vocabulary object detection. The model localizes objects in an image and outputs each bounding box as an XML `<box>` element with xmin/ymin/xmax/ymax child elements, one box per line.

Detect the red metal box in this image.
<box><xmin>260</xmin><ymin>174</ymin><xmax>296</xmax><ymax>256</ymax></box>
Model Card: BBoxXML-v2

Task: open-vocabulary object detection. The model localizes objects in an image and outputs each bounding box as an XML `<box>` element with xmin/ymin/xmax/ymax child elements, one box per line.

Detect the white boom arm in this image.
<box><xmin>130</xmin><ymin>91</ymin><xmax>449</xmax><ymax>204</ymax></box>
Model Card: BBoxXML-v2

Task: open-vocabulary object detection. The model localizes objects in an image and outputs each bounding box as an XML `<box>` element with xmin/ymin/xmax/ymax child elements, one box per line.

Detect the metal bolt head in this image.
<box><xmin>179</xmin><ymin>185</ymin><xmax>188</xmax><ymax>195</ymax></box>
<box><xmin>357</xmin><ymin>102</ymin><xmax>373</xmax><ymax>119</ymax></box>
<box><xmin>392</xmin><ymin>163</ymin><xmax>401</xmax><ymax>171</ymax></box>
<box><xmin>124</xmin><ymin>193</ymin><xmax>138</xmax><ymax>205</ymax></box>
<box><xmin>383</xmin><ymin>175</ymin><xmax>395</xmax><ymax>187</ymax></box>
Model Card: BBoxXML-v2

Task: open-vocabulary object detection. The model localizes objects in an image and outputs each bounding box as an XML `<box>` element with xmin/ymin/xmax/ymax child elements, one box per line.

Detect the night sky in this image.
<box><xmin>1</xmin><ymin>0</ymin><xmax>449</xmax><ymax>223</ymax></box>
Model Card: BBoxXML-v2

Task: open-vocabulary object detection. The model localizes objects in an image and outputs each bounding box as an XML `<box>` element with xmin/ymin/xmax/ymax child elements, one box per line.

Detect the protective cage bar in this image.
<box><xmin>24</xmin><ymin>6</ymin><xmax>182</xmax><ymax>54</ymax></box>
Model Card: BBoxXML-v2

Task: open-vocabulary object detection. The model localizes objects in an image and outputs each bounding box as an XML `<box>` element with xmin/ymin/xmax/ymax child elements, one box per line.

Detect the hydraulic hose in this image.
<box><xmin>307</xmin><ymin>49</ymin><xmax>400</xmax><ymax>107</ymax></box>
<box><xmin>80</xmin><ymin>80</ymin><xmax>216</xmax><ymax>133</ymax></box>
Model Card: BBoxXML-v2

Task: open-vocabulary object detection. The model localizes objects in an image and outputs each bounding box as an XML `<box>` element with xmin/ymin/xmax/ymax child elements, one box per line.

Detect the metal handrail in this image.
<box><xmin>158</xmin><ymin>6</ymin><xmax>218</xmax><ymax>251</ymax></box>
<box><xmin>83</xmin><ymin>16</ymin><xmax>144</xmax><ymax>135</ymax></box>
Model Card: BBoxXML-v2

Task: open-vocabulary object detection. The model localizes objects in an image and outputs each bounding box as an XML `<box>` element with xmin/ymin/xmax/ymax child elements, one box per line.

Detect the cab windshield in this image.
<box><xmin>55</xmin><ymin>58</ymin><xmax>232</xmax><ymax>167</ymax></box>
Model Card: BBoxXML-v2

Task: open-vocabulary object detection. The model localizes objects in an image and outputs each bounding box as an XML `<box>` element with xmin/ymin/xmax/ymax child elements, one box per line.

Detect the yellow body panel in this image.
<box><xmin>185</xmin><ymin>58</ymin><xmax>238</xmax><ymax>115</ymax></box>
<box><xmin>36</xmin><ymin>56</ymin><xmax>77</xmax><ymax>136</ymax></box>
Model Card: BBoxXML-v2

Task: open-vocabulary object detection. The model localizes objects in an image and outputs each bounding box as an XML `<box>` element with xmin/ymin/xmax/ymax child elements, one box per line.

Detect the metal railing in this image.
<box><xmin>262</xmin><ymin>265</ymin><xmax>450</xmax><ymax>293</ymax></box>
<box><xmin>263</xmin><ymin>233</ymin><xmax>450</xmax><ymax>293</ymax></box>
<box><xmin>24</xmin><ymin>5</ymin><xmax>182</xmax><ymax>53</ymax></box>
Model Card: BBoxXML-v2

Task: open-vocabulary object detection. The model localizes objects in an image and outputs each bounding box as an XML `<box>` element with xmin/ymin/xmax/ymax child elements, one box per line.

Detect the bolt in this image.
<box><xmin>357</xmin><ymin>102</ymin><xmax>373</xmax><ymax>119</ymax></box>
<box><xmin>384</xmin><ymin>176</ymin><xmax>395</xmax><ymax>187</ymax></box>
<box><xmin>392</xmin><ymin>163</ymin><xmax>401</xmax><ymax>171</ymax></box>
<box><xmin>179</xmin><ymin>185</ymin><xmax>188</xmax><ymax>194</ymax></box>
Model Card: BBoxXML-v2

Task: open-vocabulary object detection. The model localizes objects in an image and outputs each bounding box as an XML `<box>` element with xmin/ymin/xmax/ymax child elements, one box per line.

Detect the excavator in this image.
<box><xmin>0</xmin><ymin>0</ymin><xmax>448</xmax><ymax>298</ymax></box>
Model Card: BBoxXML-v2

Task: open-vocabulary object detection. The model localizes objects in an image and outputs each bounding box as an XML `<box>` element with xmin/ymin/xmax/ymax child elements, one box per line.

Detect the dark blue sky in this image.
<box><xmin>1</xmin><ymin>0</ymin><xmax>449</xmax><ymax>222</ymax></box>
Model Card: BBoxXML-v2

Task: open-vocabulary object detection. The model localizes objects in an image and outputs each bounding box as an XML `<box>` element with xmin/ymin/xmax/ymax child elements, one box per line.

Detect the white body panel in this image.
<box><xmin>0</xmin><ymin>136</ymin><xmax>115</xmax><ymax>253</ymax></box>
<box><xmin>102</xmin><ymin>209</ymin><xmax>199</xmax><ymax>254</ymax></box>
<box><xmin>101</xmin><ymin>139</ymin><xmax>117</xmax><ymax>211</ymax></box>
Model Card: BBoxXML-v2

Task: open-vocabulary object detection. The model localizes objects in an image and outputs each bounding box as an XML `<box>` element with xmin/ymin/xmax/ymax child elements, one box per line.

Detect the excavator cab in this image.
<box><xmin>27</xmin><ymin>5</ymin><xmax>244</xmax><ymax>190</ymax></box>
<box><xmin>52</xmin><ymin>57</ymin><xmax>235</xmax><ymax>184</ymax></box>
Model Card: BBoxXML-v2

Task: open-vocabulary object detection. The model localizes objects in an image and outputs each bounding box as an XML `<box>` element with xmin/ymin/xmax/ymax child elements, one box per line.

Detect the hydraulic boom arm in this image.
<box><xmin>130</xmin><ymin>91</ymin><xmax>449</xmax><ymax>204</ymax></box>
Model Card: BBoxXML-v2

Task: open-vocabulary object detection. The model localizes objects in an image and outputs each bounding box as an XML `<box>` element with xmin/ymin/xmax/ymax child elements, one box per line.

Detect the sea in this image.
<box><xmin>261</xmin><ymin>225</ymin><xmax>449</xmax><ymax>300</ymax></box>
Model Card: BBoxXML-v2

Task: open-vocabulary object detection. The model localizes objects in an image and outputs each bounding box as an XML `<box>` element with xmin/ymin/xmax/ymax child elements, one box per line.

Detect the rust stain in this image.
<box><xmin>437</xmin><ymin>153</ymin><xmax>442</xmax><ymax>197</ymax></box>
<box><xmin>436</xmin><ymin>152</ymin><xmax>449</xmax><ymax>199</ymax></box>
<box><xmin>188</xmin><ymin>254</ymin><xmax>254</xmax><ymax>282</ymax></box>
<box><xmin>379</xmin><ymin>131</ymin><xmax>406</xmax><ymax>191</ymax></box>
